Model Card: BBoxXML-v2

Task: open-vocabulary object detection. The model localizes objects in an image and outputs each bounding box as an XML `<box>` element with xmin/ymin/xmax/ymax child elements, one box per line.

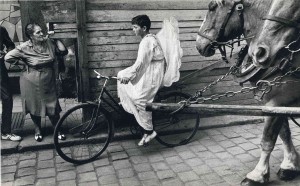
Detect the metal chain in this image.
<box><xmin>191</xmin><ymin>86</ymin><xmax>257</xmax><ymax>104</ymax></box>
<box><xmin>270</xmin><ymin>67</ymin><xmax>300</xmax><ymax>85</ymax></box>
<box><xmin>193</xmin><ymin>65</ymin><xmax>239</xmax><ymax>98</ymax></box>
<box><xmin>193</xmin><ymin>67</ymin><xmax>300</xmax><ymax>104</ymax></box>
<box><xmin>178</xmin><ymin>66</ymin><xmax>300</xmax><ymax>106</ymax></box>
<box><xmin>176</xmin><ymin>37</ymin><xmax>300</xmax><ymax>107</ymax></box>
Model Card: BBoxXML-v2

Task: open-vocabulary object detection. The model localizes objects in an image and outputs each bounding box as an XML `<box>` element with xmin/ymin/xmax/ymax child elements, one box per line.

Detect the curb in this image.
<box><xmin>1</xmin><ymin>117</ymin><xmax>264</xmax><ymax>155</ymax></box>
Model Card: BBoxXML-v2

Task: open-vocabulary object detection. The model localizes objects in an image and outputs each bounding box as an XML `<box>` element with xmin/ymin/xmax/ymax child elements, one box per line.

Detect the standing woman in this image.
<box><xmin>5</xmin><ymin>23</ymin><xmax>67</xmax><ymax>142</ymax></box>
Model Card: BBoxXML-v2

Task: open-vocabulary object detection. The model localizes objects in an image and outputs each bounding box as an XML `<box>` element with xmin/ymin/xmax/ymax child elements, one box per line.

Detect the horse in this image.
<box><xmin>246</xmin><ymin>0</ymin><xmax>300</xmax><ymax>183</ymax></box>
<box><xmin>196</xmin><ymin>0</ymin><xmax>300</xmax><ymax>185</ymax></box>
<box><xmin>249</xmin><ymin>0</ymin><xmax>300</xmax><ymax>67</ymax></box>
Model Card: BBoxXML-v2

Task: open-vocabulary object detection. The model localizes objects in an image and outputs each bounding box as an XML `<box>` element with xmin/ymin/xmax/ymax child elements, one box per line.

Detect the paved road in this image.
<box><xmin>2</xmin><ymin>122</ymin><xmax>300</xmax><ymax>186</ymax></box>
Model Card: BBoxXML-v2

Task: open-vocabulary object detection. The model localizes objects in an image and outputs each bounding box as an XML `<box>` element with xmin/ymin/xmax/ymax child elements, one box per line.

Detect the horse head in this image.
<box><xmin>249</xmin><ymin>0</ymin><xmax>300</xmax><ymax>68</ymax></box>
<box><xmin>196</xmin><ymin>0</ymin><xmax>247</xmax><ymax>57</ymax></box>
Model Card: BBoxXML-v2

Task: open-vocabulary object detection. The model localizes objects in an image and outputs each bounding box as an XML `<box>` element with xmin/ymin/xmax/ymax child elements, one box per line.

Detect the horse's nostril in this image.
<box><xmin>256</xmin><ymin>47</ymin><xmax>266</xmax><ymax>58</ymax></box>
<box><xmin>255</xmin><ymin>46</ymin><xmax>269</xmax><ymax>64</ymax></box>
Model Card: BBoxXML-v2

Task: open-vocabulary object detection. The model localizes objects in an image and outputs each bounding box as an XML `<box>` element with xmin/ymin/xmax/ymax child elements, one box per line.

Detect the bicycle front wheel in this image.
<box><xmin>54</xmin><ymin>103</ymin><xmax>113</xmax><ymax>164</ymax></box>
<box><xmin>153</xmin><ymin>92</ymin><xmax>200</xmax><ymax>147</ymax></box>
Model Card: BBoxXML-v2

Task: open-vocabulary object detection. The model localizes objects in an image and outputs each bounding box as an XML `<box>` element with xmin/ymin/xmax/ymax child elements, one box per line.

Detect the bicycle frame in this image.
<box><xmin>97</xmin><ymin>80</ymin><xmax>123</xmax><ymax>115</ymax></box>
<box><xmin>80</xmin><ymin>71</ymin><xmax>123</xmax><ymax>137</ymax></box>
<box><xmin>54</xmin><ymin>71</ymin><xmax>200</xmax><ymax>164</ymax></box>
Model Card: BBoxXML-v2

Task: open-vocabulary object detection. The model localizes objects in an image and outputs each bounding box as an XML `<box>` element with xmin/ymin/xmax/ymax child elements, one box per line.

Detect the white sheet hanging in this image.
<box><xmin>156</xmin><ymin>17</ymin><xmax>183</xmax><ymax>87</ymax></box>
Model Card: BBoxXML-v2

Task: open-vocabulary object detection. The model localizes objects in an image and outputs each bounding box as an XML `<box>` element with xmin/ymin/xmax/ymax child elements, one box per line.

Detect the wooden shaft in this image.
<box><xmin>146</xmin><ymin>103</ymin><xmax>300</xmax><ymax>117</ymax></box>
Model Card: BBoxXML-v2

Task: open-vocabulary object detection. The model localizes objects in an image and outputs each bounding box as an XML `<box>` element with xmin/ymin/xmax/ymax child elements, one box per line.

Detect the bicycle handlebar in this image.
<box><xmin>94</xmin><ymin>70</ymin><xmax>117</xmax><ymax>80</ymax></box>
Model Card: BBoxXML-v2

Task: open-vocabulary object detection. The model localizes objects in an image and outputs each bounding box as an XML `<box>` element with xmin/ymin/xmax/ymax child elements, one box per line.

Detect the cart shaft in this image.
<box><xmin>146</xmin><ymin>103</ymin><xmax>300</xmax><ymax>117</ymax></box>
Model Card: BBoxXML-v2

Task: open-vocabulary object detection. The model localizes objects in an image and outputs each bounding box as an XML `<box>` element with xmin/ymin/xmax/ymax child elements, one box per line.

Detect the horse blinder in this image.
<box><xmin>236</xmin><ymin>4</ymin><xmax>244</xmax><ymax>11</ymax></box>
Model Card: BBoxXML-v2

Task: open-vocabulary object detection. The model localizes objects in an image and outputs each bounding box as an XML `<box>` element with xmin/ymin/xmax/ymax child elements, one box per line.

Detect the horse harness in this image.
<box><xmin>171</xmin><ymin>1</ymin><xmax>300</xmax><ymax>114</ymax></box>
<box><xmin>197</xmin><ymin>0</ymin><xmax>245</xmax><ymax>63</ymax></box>
<box><xmin>263</xmin><ymin>14</ymin><xmax>300</xmax><ymax>71</ymax></box>
<box><xmin>248</xmin><ymin>14</ymin><xmax>300</xmax><ymax>92</ymax></box>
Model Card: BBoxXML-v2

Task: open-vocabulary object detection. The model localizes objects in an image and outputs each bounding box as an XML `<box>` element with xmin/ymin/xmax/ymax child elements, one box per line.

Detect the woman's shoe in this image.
<box><xmin>138</xmin><ymin>134</ymin><xmax>148</xmax><ymax>146</ymax></box>
<box><xmin>35</xmin><ymin>134</ymin><xmax>43</xmax><ymax>142</ymax></box>
<box><xmin>145</xmin><ymin>131</ymin><xmax>157</xmax><ymax>143</ymax></box>
<box><xmin>58</xmin><ymin>132</ymin><xmax>66</xmax><ymax>140</ymax></box>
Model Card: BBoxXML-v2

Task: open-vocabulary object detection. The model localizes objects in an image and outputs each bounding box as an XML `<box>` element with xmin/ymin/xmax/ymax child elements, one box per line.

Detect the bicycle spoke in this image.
<box><xmin>153</xmin><ymin>92</ymin><xmax>200</xmax><ymax>147</ymax></box>
<box><xmin>54</xmin><ymin>103</ymin><xmax>112</xmax><ymax>164</ymax></box>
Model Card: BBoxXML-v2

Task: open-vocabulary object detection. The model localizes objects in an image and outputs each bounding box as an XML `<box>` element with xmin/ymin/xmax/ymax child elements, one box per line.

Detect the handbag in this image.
<box><xmin>47</xmin><ymin>39</ymin><xmax>66</xmax><ymax>97</ymax></box>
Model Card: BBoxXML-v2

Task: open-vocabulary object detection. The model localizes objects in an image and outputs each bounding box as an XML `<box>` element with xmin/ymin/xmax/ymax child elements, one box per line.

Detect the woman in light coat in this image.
<box><xmin>5</xmin><ymin>23</ymin><xmax>67</xmax><ymax>142</ymax></box>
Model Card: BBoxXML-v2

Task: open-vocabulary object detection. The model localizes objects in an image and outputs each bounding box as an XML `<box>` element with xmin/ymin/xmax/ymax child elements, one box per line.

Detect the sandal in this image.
<box><xmin>138</xmin><ymin>134</ymin><xmax>148</xmax><ymax>146</ymax></box>
<box><xmin>145</xmin><ymin>131</ymin><xmax>157</xmax><ymax>143</ymax></box>
<box><xmin>35</xmin><ymin>134</ymin><xmax>43</xmax><ymax>142</ymax></box>
<box><xmin>58</xmin><ymin>132</ymin><xmax>66</xmax><ymax>140</ymax></box>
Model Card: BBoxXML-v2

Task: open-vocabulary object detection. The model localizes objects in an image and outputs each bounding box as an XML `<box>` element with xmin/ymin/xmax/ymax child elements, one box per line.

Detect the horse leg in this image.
<box><xmin>241</xmin><ymin>116</ymin><xmax>283</xmax><ymax>185</ymax></box>
<box><xmin>277</xmin><ymin>118</ymin><xmax>300</xmax><ymax>180</ymax></box>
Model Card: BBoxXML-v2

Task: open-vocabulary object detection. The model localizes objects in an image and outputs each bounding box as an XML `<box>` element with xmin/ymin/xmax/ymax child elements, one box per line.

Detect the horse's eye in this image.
<box><xmin>208</xmin><ymin>1</ymin><xmax>218</xmax><ymax>11</ymax></box>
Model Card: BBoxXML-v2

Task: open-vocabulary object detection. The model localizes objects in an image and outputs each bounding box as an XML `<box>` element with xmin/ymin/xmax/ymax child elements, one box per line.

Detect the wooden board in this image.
<box><xmin>86</xmin><ymin>0</ymin><xmax>209</xmax><ymax>10</ymax></box>
<box><xmin>87</xmin><ymin>10</ymin><xmax>206</xmax><ymax>22</ymax></box>
<box><xmin>40</xmin><ymin>0</ymin><xmax>253</xmax><ymax>105</ymax></box>
<box><xmin>43</xmin><ymin>9</ymin><xmax>206</xmax><ymax>23</ymax></box>
<box><xmin>53</xmin><ymin>21</ymin><xmax>203</xmax><ymax>31</ymax></box>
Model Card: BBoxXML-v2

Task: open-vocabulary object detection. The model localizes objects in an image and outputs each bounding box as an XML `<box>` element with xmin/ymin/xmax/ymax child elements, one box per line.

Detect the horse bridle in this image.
<box><xmin>263</xmin><ymin>15</ymin><xmax>300</xmax><ymax>30</ymax></box>
<box><xmin>262</xmin><ymin>14</ymin><xmax>300</xmax><ymax>54</ymax></box>
<box><xmin>261</xmin><ymin>14</ymin><xmax>300</xmax><ymax>70</ymax></box>
<box><xmin>197</xmin><ymin>0</ymin><xmax>245</xmax><ymax>62</ymax></box>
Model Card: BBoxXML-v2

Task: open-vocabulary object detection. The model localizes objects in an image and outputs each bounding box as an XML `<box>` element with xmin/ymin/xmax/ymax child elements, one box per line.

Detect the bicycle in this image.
<box><xmin>54</xmin><ymin>70</ymin><xmax>200</xmax><ymax>164</ymax></box>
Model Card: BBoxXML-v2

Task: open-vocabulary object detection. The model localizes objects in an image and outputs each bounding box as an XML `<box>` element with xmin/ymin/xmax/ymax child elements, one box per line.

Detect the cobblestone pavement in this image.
<box><xmin>2</xmin><ymin>122</ymin><xmax>300</xmax><ymax>186</ymax></box>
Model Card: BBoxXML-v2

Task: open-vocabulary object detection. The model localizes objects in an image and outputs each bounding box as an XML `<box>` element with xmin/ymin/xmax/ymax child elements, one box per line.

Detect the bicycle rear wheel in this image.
<box><xmin>54</xmin><ymin>103</ymin><xmax>113</xmax><ymax>164</ymax></box>
<box><xmin>153</xmin><ymin>92</ymin><xmax>200</xmax><ymax>147</ymax></box>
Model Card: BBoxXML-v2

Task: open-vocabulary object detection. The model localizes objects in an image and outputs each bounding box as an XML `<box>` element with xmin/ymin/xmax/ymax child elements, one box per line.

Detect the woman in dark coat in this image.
<box><xmin>5</xmin><ymin>23</ymin><xmax>67</xmax><ymax>142</ymax></box>
<box><xmin>0</xmin><ymin>25</ymin><xmax>22</xmax><ymax>141</ymax></box>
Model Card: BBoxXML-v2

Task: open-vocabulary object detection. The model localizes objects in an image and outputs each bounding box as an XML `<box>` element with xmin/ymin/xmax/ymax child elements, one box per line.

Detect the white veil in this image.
<box><xmin>156</xmin><ymin>17</ymin><xmax>183</xmax><ymax>87</ymax></box>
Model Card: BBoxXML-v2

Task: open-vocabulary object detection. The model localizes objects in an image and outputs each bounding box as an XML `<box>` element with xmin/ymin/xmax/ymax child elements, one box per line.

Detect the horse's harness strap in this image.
<box><xmin>218</xmin><ymin>2</ymin><xmax>244</xmax><ymax>63</ymax></box>
<box><xmin>217</xmin><ymin>6</ymin><xmax>235</xmax><ymax>41</ymax></box>
<box><xmin>216</xmin><ymin>1</ymin><xmax>244</xmax><ymax>41</ymax></box>
<box><xmin>197</xmin><ymin>32</ymin><xmax>215</xmax><ymax>42</ymax></box>
<box><xmin>256</xmin><ymin>58</ymin><xmax>300</xmax><ymax>81</ymax></box>
<box><xmin>263</xmin><ymin>15</ymin><xmax>300</xmax><ymax>29</ymax></box>
<box><xmin>197</xmin><ymin>1</ymin><xmax>244</xmax><ymax>42</ymax></box>
<box><xmin>197</xmin><ymin>1</ymin><xmax>245</xmax><ymax>65</ymax></box>
<box><xmin>255</xmin><ymin>13</ymin><xmax>300</xmax><ymax>79</ymax></box>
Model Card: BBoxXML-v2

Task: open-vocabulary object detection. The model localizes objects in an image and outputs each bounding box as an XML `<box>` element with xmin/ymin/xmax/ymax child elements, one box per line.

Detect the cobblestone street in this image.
<box><xmin>2</xmin><ymin>122</ymin><xmax>300</xmax><ymax>186</ymax></box>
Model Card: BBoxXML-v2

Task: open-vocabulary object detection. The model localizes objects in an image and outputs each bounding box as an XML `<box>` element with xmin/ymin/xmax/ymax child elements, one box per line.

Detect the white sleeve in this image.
<box><xmin>117</xmin><ymin>37</ymin><xmax>154</xmax><ymax>85</ymax></box>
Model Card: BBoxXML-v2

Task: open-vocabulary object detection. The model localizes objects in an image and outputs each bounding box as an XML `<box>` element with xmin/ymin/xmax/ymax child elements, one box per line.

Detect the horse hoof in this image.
<box><xmin>241</xmin><ymin>173</ymin><xmax>269</xmax><ymax>186</ymax></box>
<box><xmin>240</xmin><ymin>178</ymin><xmax>264</xmax><ymax>186</ymax></box>
<box><xmin>277</xmin><ymin>169</ymin><xmax>300</xmax><ymax>181</ymax></box>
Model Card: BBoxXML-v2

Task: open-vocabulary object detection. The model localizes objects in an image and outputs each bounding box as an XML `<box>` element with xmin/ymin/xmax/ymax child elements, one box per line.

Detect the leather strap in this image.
<box><xmin>216</xmin><ymin>1</ymin><xmax>243</xmax><ymax>41</ymax></box>
<box><xmin>197</xmin><ymin>1</ymin><xmax>244</xmax><ymax>42</ymax></box>
<box><xmin>263</xmin><ymin>15</ymin><xmax>300</xmax><ymax>29</ymax></box>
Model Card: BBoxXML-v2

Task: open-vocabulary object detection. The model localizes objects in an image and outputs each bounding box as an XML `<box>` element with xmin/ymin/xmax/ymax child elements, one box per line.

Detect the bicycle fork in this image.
<box><xmin>81</xmin><ymin>79</ymin><xmax>109</xmax><ymax>138</ymax></box>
